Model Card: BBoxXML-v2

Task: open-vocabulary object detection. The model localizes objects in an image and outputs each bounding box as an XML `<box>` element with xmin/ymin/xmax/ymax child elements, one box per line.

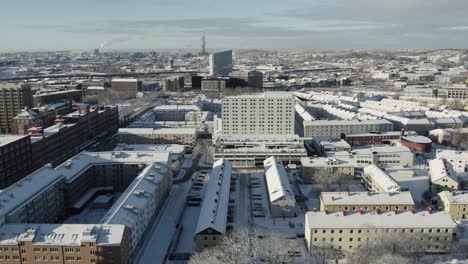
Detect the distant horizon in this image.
<box><xmin>1</xmin><ymin>47</ymin><xmax>467</xmax><ymax>54</ymax></box>
<box><xmin>2</xmin><ymin>0</ymin><xmax>468</xmax><ymax>51</ymax></box>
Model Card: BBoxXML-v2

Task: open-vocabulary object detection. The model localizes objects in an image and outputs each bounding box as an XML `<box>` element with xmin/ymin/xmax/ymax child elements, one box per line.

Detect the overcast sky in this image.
<box><xmin>1</xmin><ymin>0</ymin><xmax>467</xmax><ymax>51</ymax></box>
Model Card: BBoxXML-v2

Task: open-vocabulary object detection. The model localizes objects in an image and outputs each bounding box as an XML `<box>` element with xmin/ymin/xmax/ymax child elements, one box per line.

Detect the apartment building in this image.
<box><xmin>111</xmin><ymin>78</ymin><xmax>140</xmax><ymax>99</ymax></box>
<box><xmin>31</xmin><ymin>105</ymin><xmax>119</xmax><ymax>169</ymax></box>
<box><xmin>301</xmin><ymin>157</ymin><xmax>355</xmax><ymax>184</ymax></box>
<box><xmin>0</xmin><ymin>224</ymin><xmax>131</xmax><ymax>264</ymax></box>
<box><xmin>319</xmin><ymin>191</ymin><xmax>415</xmax><ymax>212</ymax></box>
<box><xmin>0</xmin><ymin>83</ymin><xmax>33</xmax><ymax>134</ymax></box>
<box><xmin>429</xmin><ymin>158</ymin><xmax>460</xmax><ymax>193</ymax></box>
<box><xmin>33</xmin><ymin>89</ymin><xmax>82</xmax><ymax>105</ymax></box>
<box><xmin>229</xmin><ymin>70</ymin><xmax>263</xmax><ymax>88</ymax></box>
<box><xmin>0</xmin><ymin>150</ymin><xmax>172</xmax><ymax>262</ymax></box>
<box><xmin>194</xmin><ymin>159</ymin><xmax>232</xmax><ymax>251</ymax></box>
<box><xmin>362</xmin><ymin>165</ymin><xmax>401</xmax><ymax>193</ymax></box>
<box><xmin>264</xmin><ymin>157</ymin><xmax>296</xmax><ymax>217</ymax></box>
<box><xmin>221</xmin><ymin>92</ymin><xmax>295</xmax><ymax>137</ymax></box>
<box><xmin>436</xmin><ymin>150</ymin><xmax>468</xmax><ymax>174</ymax></box>
<box><xmin>305</xmin><ymin>210</ymin><xmax>456</xmax><ymax>253</ymax></box>
<box><xmin>153</xmin><ymin>105</ymin><xmax>201</xmax><ymax>121</ymax></box>
<box><xmin>438</xmin><ymin>191</ymin><xmax>468</xmax><ymax>221</ymax></box>
<box><xmin>303</xmin><ymin>119</ymin><xmax>393</xmax><ymax>139</ymax></box>
<box><xmin>117</xmin><ymin>127</ymin><xmax>196</xmax><ymax>145</ymax></box>
<box><xmin>0</xmin><ymin>135</ymin><xmax>33</xmax><ymax>189</ymax></box>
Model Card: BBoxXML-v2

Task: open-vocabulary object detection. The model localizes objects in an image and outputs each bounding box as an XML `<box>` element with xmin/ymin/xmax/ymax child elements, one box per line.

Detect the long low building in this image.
<box><xmin>194</xmin><ymin>159</ymin><xmax>233</xmax><ymax>251</ymax></box>
<box><xmin>264</xmin><ymin>157</ymin><xmax>296</xmax><ymax>217</ymax></box>
<box><xmin>214</xmin><ymin>136</ymin><xmax>307</xmax><ymax>168</ymax></box>
<box><xmin>0</xmin><ymin>224</ymin><xmax>131</xmax><ymax>264</ymax></box>
<box><xmin>319</xmin><ymin>191</ymin><xmax>415</xmax><ymax>212</ymax></box>
<box><xmin>438</xmin><ymin>191</ymin><xmax>468</xmax><ymax>221</ymax></box>
<box><xmin>117</xmin><ymin>127</ymin><xmax>196</xmax><ymax>145</ymax></box>
<box><xmin>429</xmin><ymin>158</ymin><xmax>460</xmax><ymax>193</ymax></box>
<box><xmin>362</xmin><ymin>165</ymin><xmax>401</xmax><ymax>192</ymax></box>
<box><xmin>303</xmin><ymin>119</ymin><xmax>394</xmax><ymax>139</ymax></box>
<box><xmin>305</xmin><ymin>210</ymin><xmax>456</xmax><ymax>253</ymax></box>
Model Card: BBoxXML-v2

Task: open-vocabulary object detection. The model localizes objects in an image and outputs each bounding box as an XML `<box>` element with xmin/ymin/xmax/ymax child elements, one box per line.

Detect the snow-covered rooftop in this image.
<box><xmin>195</xmin><ymin>159</ymin><xmax>232</xmax><ymax>235</ymax></box>
<box><xmin>0</xmin><ymin>166</ymin><xmax>63</xmax><ymax>219</ymax></box>
<box><xmin>429</xmin><ymin>158</ymin><xmax>459</xmax><ymax>183</ymax></box>
<box><xmin>264</xmin><ymin>157</ymin><xmax>295</xmax><ymax>203</ymax></box>
<box><xmin>304</xmin><ymin>119</ymin><xmax>392</xmax><ymax>126</ymax></box>
<box><xmin>117</xmin><ymin>127</ymin><xmax>196</xmax><ymax>136</ymax></box>
<box><xmin>305</xmin><ymin>211</ymin><xmax>456</xmax><ymax>229</ymax></box>
<box><xmin>100</xmin><ymin>160</ymin><xmax>169</xmax><ymax>229</ymax></box>
<box><xmin>0</xmin><ymin>224</ymin><xmax>126</xmax><ymax>247</ymax></box>
<box><xmin>436</xmin><ymin>150</ymin><xmax>468</xmax><ymax>161</ymax></box>
<box><xmin>320</xmin><ymin>191</ymin><xmax>415</xmax><ymax>207</ymax></box>
<box><xmin>439</xmin><ymin>191</ymin><xmax>468</xmax><ymax>205</ymax></box>
<box><xmin>363</xmin><ymin>165</ymin><xmax>401</xmax><ymax>192</ymax></box>
<box><xmin>0</xmin><ymin>135</ymin><xmax>29</xmax><ymax>148</ymax></box>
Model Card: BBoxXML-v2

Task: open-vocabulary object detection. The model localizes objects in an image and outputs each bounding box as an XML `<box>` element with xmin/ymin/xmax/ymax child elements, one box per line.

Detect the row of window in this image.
<box><xmin>313</xmin><ymin>228</ymin><xmax>451</xmax><ymax>234</ymax></box>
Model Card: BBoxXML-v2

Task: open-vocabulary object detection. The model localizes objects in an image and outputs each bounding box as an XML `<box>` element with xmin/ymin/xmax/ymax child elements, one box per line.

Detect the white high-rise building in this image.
<box><xmin>209</xmin><ymin>50</ymin><xmax>233</xmax><ymax>76</ymax></box>
<box><xmin>221</xmin><ymin>91</ymin><xmax>295</xmax><ymax>136</ymax></box>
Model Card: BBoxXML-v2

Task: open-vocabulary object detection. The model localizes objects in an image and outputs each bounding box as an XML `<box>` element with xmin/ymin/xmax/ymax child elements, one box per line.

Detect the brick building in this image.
<box><xmin>0</xmin><ymin>135</ymin><xmax>33</xmax><ymax>189</ymax></box>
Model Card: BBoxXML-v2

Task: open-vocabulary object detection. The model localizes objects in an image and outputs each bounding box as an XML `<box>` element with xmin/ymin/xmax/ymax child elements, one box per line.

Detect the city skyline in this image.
<box><xmin>1</xmin><ymin>0</ymin><xmax>468</xmax><ymax>52</ymax></box>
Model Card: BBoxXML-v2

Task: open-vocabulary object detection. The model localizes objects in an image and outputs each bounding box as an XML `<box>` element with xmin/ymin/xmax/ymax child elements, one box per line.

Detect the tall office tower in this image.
<box><xmin>200</xmin><ymin>35</ymin><xmax>208</xmax><ymax>56</ymax></box>
<box><xmin>221</xmin><ymin>91</ymin><xmax>295</xmax><ymax>136</ymax></box>
<box><xmin>94</xmin><ymin>48</ymin><xmax>100</xmax><ymax>56</ymax></box>
<box><xmin>209</xmin><ymin>50</ymin><xmax>233</xmax><ymax>76</ymax></box>
<box><xmin>0</xmin><ymin>83</ymin><xmax>33</xmax><ymax>134</ymax></box>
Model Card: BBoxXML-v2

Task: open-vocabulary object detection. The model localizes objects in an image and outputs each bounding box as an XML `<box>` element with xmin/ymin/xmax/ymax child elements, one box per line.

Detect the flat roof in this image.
<box><xmin>0</xmin><ymin>224</ymin><xmax>126</xmax><ymax>247</ymax></box>
<box><xmin>320</xmin><ymin>192</ymin><xmax>415</xmax><ymax>206</ymax></box>
<box><xmin>0</xmin><ymin>135</ymin><xmax>29</xmax><ymax>148</ymax></box>
<box><xmin>0</xmin><ymin>166</ymin><xmax>63</xmax><ymax>218</ymax></box>
<box><xmin>350</xmin><ymin>145</ymin><xmax>412</xmax><ymax>155</ymax></box>
<box><xmin>304</xmin><ymin>119</ymin><xmax>393</xmax><ymax>126</ymax></box>
<box><xmin>117</xmin><ymin>127</ymin><xmax>196</xmax><ymax>136</ymax></box>
<box><xmin>364</xmin><ymin>165</ymin><xmax>401</xmax><ymax>192</ymax></box>
<box><xmin>402</xmin><ymin>135</ymin><xmax>432</xmax><ymax>144</ymax></box>
<box><xmin>301</xmin><ymin>157</ymin><xmax>355</xmax><ymax>168</ymax></box>
<box><xmin>224</xmin><ymin>91</ymin><xmax>293</xmax><ymax>99</ymax></box>
<box><xmin>436</xmin><ymin>150</ymin><xmax>468</xmax><ymax>161</ymax></box>
<box><xmin>153</xmin><ymin>105</ymin><xmax>200</xmax><ymax>111</ymax></box>
<box><xmin>111</xmin><ymin>78</ymin><xmax>138</xmax><ymax>82</ymax></box>
<box><xmin>305</xmin><ymin>211</ymin><xmax>456</xmax><ymax>229</ymax></box>
<box><xmin>429</xmin><ymin>158</ymin><xmax>459</xmax><ymax>183</ymax></box>
<box><xmin>439</xmin><ymin>191</ymin><xmax>468</xmax><ymax>205</ymax></box>
<box><xmin>114</xmin><ymin>144</ymin><xmax>186</xmax><ymax>154</ymax></box>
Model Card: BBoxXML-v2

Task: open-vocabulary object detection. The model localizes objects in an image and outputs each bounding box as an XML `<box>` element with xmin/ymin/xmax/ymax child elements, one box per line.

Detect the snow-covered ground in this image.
<box><xmin>64</xmin><ymin>192</ymin><xmax>122</xmax><ymax>224</ymax></box>
<box><xmin>135</xmin><ymin>181</ymin><xmax>191</xmax><ymax>264</ymax></box>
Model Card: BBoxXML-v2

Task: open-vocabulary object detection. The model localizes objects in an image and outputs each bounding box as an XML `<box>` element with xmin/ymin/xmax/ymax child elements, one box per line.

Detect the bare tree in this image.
<box><xmin>451</xmin><ymin>131</ymin><xmax>468</xmax><ymax>148</ymax></box>
<box><xmin>311</xmin><ymin>169</ymin><xmax>342</xmax><ymax>191</ymax></box>
<box><xmin>189</xmin><ymin>229</ymin><xmax>301</xmax><ymax>264</ymax></box>
<box><xmin>346</xmin><ymin>232</ymin><xmax>431</xmax><ymax>264</ymax></box>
